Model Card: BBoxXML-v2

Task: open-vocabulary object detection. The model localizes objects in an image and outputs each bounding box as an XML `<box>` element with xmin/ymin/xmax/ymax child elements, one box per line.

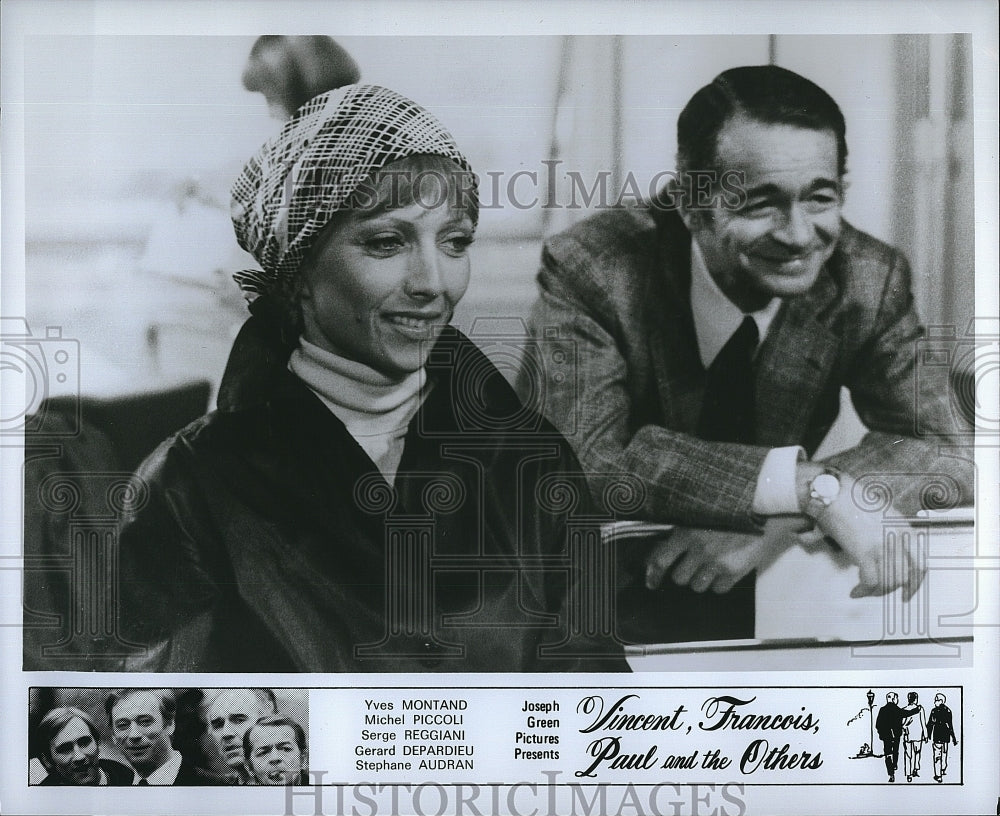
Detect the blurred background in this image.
<box><xmin>20</xmin><ymin>34</ymin><xmax>973</xmax><ymax>404</ymax></box>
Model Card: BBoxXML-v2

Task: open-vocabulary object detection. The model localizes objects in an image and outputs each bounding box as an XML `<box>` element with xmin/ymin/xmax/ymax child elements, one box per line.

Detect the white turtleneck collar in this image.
<box><xmin>288</xmin><ymin>337</ymin><xmax>430</xmax><ymax>484</ymax></box>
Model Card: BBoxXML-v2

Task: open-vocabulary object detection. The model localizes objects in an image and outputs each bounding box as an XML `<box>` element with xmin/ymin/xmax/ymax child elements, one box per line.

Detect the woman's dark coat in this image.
<box><xmin>117</xmin><ymin>310</ymin><xmax>629</xmax><ymax>673</ymax></box>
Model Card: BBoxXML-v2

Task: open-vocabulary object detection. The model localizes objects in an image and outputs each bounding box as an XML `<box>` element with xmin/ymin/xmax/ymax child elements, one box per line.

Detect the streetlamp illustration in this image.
<box><xmin>867</xmin><ymin>690</ymin><xmax>876</xmax><ymax>756</ymax></box>
<box><xmin>848</xmin><ymin>689</ymin><xmax>884</xmax><ymax>759</ymax></box>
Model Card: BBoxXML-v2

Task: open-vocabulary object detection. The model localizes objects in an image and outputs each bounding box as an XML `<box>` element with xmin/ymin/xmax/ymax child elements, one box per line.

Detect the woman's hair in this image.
<box><xmin>345</xmin><ymin>153</ymin><xmax>479</xmax><ymax>222</ymax></box>
<box><xmin>275</xmin><ymin>152</ymin><xmax>476</xmax><ymax>335</ymax></box>
<box><xmin>242</xmin><ymin>36</ymin><xmax>360</xmax><ymax>118</ymax></box>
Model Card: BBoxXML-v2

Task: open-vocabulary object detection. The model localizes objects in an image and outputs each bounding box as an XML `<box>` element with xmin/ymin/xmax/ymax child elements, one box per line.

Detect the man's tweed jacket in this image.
<box><xmin>519</xmin><ymin>205</ymin><xmax>973</xmax><ymax>532</ymax></box>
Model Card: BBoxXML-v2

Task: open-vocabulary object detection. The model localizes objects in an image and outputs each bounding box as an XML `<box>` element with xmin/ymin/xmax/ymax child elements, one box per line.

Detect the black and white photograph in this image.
<box><xmin>28</xmin><ymin>687</ymin><xmax>309</xmax><ymax>786</ymax></box>
<box><xmin>2</xmin><ymin>1</ymin><xmax>997</xmax><ymax>815</ymax></box>
<box><xmin>12</xmin><ymin>30</ymin><xmax>981</xmax><ymax>672</ymax></box>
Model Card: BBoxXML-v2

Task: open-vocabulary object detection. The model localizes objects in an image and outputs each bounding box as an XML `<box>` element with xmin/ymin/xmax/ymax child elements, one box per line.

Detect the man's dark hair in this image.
<box><xmin>677</xmin><ymin>64</ymin><xmax>848</xmax><ymax>179</ymax></box>
<box><xmin>243</xmin><ymin>715</ymin><xmax>307</xmax><ymax>758</ymax></box>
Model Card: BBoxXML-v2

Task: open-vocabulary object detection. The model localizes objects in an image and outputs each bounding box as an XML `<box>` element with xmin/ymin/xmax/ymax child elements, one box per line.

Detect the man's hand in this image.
<box><xmin>813</xmin><ymin>472</ymin><xmax>926</xmax><ymax>601</ymax></box>
<box><xmin>644</xmin><ymin>516</ymin><xmax>806</xmax><ymax>594</ymax></box>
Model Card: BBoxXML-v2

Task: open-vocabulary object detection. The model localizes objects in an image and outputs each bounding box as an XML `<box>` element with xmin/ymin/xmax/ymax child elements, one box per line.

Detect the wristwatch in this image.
<box><xmin>805</xmin><ymin>467</ymin><xmax>842</xmax><ymax>520</ymax></box>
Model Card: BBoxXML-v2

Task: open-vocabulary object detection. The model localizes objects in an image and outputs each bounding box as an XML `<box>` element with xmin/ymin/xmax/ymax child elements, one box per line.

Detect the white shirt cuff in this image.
<box><xmin>752</xmin><ymin>446</ymin><xmax>805</xmax><ymax>515</ymax></box>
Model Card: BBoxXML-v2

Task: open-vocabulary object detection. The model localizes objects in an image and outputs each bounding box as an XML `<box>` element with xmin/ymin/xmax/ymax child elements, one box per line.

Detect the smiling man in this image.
<box><xmin>36</xmin><ymin>707</ymin><xmax>133</xmax><ymax>786</ymax></box>
<box><xmin>205</xmin><ymin>688</ymin><xmax>278</xmax><ymax>783</ymax></box>
<box><xmin>519</xmin><ymin>64</ymin><xmax>973</xmax><ymax>643</ymax></box>
<box><xmin>107</xmin><ymin>689</ymin><xmax>223</xmax><ymax>785</ymax></box>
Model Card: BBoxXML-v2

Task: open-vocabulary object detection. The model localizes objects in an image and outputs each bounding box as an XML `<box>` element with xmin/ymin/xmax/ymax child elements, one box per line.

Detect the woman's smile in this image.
<box><xmin>298</xmin><ymin>196</ymin><xmax>473</xmax><ymax>378</ymax></box>
<box><xmin>382</xmin><ymin>310</ymin><xmax>447</xmax><ymax>336</ymax></box>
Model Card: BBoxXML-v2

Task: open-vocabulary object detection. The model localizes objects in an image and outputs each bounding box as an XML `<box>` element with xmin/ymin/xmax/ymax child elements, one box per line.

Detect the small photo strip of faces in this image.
<box><xmin>29</xmin><ymin>687</ymin><xmax>309</xmax><ymax>786</ymax></box>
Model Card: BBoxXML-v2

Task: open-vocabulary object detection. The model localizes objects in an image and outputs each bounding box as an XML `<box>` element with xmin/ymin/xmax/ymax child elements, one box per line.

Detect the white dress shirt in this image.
<box><xmin>133</xmin><ymin>749</ymin><xmax>182</xmax><ymax>785</ymax></box>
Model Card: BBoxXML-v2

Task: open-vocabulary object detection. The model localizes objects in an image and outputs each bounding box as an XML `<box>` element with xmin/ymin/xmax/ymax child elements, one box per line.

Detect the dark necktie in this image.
<box><xmin>698</xmin><ymin>315</ymin><xmax>759</xmax><ymax>443</ymax></box>
<box><xmin>136</xmin><ymin>778</ymin><xmax>149</xmax><ymax>785</ymax></box>
<box><xmin>618</xmin><ymin>316</ymin><xmax>763</xmax><ymax>645</ymax></box>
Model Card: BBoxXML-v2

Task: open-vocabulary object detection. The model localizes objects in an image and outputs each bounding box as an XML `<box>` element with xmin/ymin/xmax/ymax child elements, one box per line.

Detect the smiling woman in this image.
<box><xmin>296</xmin><ymin>155</ymin><xmax>476</xmax><ymax>378</ymax></box>
<box><xmin>112</xmin><ymin>85</ymin><xmax>629</xmax><ymax>674</ymax></box>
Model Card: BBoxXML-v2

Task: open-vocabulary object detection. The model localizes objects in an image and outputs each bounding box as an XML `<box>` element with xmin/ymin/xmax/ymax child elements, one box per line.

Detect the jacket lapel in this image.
<box><xmin>646</xmin><ymin>212</ymin><xmax>706</xmax><ymax>433</ymax></box>
<box><xmin>754</xmin><ymin>268</ymin><xmax>840</xmax><ymax>446</ymax></box>
<box><xmin>266</xmin><ymin>370</ymin><xmax>396</xmax><ymax>540</ymax></box>
<box><xmin>646</xmin><ymin>209</ymin><xmax>843</xmax><ymax>443</ymax></box>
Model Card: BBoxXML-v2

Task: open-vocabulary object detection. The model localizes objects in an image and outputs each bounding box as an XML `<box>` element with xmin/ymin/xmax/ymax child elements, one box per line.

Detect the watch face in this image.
<box><xmin>813</xmin><ymin>473</ymin><xmax>840</xmax><ymax>501</ymax></box>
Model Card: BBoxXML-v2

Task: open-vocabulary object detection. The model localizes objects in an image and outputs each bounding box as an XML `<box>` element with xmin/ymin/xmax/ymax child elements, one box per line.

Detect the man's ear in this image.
<box><xmin>659</xmin><ymin>175</ymin><xmax>698</xmax><ymax>233</ymax></box>
<box><xmin>38</xmin><ymin>753</ymin><xmax>53</xmax><ymax>772</ymax></box>
<box><xmin>675</xmin><ymin>189</ymin><xmax>705</xmax><ymax>233</ymax></box>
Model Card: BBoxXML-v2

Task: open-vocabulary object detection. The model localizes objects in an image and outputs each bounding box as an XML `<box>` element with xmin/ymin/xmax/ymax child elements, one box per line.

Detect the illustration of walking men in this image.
<box><xmin>926</xmin><ymin>693</ymin><xmax>958</xmax><ymax>782</ymax></box>
<box><xmin>901</xmin><ymin>691</ymin><xmax>927</xmax><ymax>782</ymax></box>
<box><xmin>875</xmin><ymin>692</ymin><xmax>921</xmax><ymax>783</ymax></box>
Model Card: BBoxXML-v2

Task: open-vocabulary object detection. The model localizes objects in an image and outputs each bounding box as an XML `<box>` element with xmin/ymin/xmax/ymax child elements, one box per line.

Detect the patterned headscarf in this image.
<box><xmin>231</xmin><ymin>84</ymin><xmax>476</xmax><ymax>301</ymax></box>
